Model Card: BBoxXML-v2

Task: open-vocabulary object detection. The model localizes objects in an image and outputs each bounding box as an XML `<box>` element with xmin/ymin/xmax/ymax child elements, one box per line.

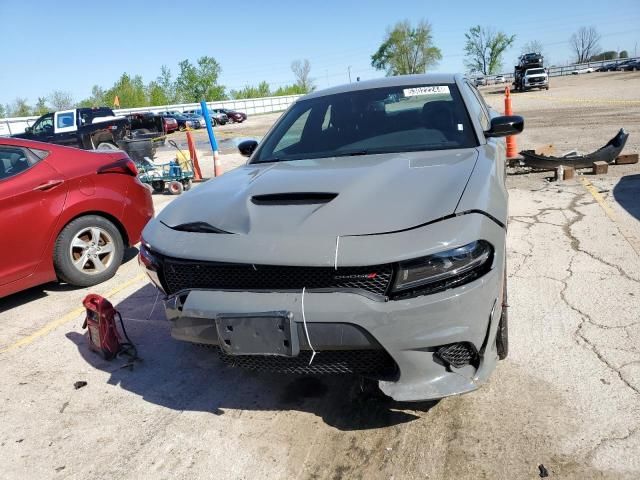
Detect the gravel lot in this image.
<box><xmin>1</xmin><ymin>73</ymin><xmax>639</xmax><ymax>479</ymax></box>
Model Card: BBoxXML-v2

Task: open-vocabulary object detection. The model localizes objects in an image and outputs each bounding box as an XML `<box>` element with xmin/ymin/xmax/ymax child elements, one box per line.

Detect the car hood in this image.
<box><xmin>157</xmin><ymin>149</ymin><xmax>479</xmax><ymax>236</ymax></box>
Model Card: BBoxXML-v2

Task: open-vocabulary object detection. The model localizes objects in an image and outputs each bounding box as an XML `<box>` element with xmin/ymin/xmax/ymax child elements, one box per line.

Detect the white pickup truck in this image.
<box><xmin>521</xmin><ymin>67</ymin><xmax>549</xmax><ymax>91</ymax></box>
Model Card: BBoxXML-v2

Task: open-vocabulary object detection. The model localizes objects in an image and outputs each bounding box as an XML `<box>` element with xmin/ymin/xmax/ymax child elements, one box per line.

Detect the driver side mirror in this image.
<box><xmin>484</xmin><ymin>115</ymin><xmax>524</xmax><ymax>138</ymax></box>
<box><xmin>24</xmin><ymin>126</ymin><xmax>33</xmax><ymax>134</ymax></box>
<box><xmin>238</xmin><ymin>139</ymin><xmax>258</xmax><ymax>157</ymax></box>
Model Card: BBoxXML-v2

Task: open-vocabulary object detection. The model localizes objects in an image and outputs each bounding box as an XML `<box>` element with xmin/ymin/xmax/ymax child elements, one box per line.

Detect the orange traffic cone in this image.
<box><xmin>213</xmin><ymin>150</ymin><xmax>222</xmax><ymax>177</ymax></box>
<box><xmin>504</xmin><ymin>86</ymin><xmax>518</xmax><ymax>158</ymax></box>
<box><xmin>185</xmin><ymin>131</ymin><xmax>203</xmax><ymax>181</ymax></box>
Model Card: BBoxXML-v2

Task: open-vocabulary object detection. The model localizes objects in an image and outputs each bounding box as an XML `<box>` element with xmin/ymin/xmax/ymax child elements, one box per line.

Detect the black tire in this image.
<box><xmin>151</xmin><ymin>181</ymin><xmax>165</xmax><ymax>193</ymax></box>
<box><xmin>496</xmin><ymin>271</ymin><xmax>509</xmax><ymax>360</ymax></box>
<box><xmin>54</xmin><ymin>215</ymin><xmax>124</xmax><ymax>287</ymax></box>
<box><xmin>168</xmin><ymin>180</ymin><xmax>184</xmax><ymax>195</ymax></box>
<box><xmin>183</xmin><ymin>179</ymin><xmax>192</xmax><ymax>191</ymax></box>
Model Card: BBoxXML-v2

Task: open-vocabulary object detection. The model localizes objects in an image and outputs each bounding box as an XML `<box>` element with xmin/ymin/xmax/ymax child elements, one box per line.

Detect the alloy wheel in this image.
<box><xmin>69</xmin><ymin>227</ymin><xmax>115</xmax><ymax>275</ymax></box>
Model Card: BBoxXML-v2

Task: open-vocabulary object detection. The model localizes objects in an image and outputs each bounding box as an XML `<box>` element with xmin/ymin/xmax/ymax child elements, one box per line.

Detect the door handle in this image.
<box><xmin>33</xmin><ymin>179</ymin><xmax>64</xmax><ymax>191</ymax></box>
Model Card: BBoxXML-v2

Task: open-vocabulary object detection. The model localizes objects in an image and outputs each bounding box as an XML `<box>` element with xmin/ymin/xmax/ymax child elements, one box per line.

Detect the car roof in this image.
<box><xmin>301</xmin><ymin>73</ymin><xmax>461</xmax><ymax>100</ymax></box>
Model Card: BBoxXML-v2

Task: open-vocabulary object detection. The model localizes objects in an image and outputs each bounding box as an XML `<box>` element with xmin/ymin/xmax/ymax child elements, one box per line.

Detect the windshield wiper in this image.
<box><xmin>253</xmin><ymin>157</ymin><xmax>280</xmax><ymax>163</ymax></box>
<box><xmin>332</xmin><ymin>150</ymin><xmax>368</xmax><ymax>157</ymax></box>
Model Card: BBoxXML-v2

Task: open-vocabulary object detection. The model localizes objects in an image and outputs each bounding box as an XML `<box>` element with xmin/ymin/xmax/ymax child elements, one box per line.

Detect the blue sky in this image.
<box><xmin>0</xmin><ymin>0</ymin><xmax>638</xmax><ymax>106</ymax></box>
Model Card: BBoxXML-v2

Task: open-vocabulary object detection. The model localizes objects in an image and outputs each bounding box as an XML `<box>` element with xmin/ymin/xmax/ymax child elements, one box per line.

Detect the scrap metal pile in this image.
<box><xmin>516</xmin><ymin>129</ymin><xmax>631</xmax><ymax>170</ymax></box>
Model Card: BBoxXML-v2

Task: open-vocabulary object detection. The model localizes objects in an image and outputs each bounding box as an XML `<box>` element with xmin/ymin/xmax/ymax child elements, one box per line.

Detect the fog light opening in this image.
<box><xmin>435</xmin><ymin>342</ymin><xmax>479</xmax><ymax>369</ymax></box>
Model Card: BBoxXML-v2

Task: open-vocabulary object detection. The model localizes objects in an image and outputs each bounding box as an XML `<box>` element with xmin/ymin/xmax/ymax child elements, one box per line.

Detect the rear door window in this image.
<box><xmin>0</xmin><ymin>146</ymin><xmax>42</xmax><ymax>180</ymax></box>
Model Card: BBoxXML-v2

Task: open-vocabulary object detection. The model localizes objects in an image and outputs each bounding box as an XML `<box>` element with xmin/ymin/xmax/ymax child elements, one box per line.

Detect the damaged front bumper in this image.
<box><xmin>164</xmin><ymin>263</ymin><xmax>503</xmax><ymax>401</ymax></box>
<box><xmin>144</xmin><ymin>213</ymin><xmax>506</xmax><ymax>402</ymax></box>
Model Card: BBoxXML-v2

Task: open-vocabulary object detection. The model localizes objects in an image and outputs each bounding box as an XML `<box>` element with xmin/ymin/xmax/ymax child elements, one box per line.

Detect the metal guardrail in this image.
<box><xmin>485</xmin><ymin>57</ymin><xmax>640</xmax><ymax>84</ymax></box>
<box><xmin>0</xmin><ymin>94</ymin><xmax>302</xmax><ymax>136</ymax></box>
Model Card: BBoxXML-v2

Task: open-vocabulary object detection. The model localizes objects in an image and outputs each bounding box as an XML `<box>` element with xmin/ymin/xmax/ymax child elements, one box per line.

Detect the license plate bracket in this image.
<box><xmin>215</xmin><ymin>311</ymin><xmax>298</xmax><ymax>357</ymax></box>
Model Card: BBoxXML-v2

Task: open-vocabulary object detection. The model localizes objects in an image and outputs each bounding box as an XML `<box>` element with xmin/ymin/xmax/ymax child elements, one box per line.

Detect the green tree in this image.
<box><xmin>231</xmin><ymin>81</ymin><xmax>271</xmax><ymax>99</ymax></box>
<box><xmin>33</xmin><ymin>97</ymin><xmax>49</xmax><ymax>115</ymax></box>
<box><xmin>104</xmin><ymin>73</ymin><xmax>148</xmax><ymax>108</ymax></box>
<box><xmin>157</xmin><ymin>65</ymin><xmax>176</xmax><ymax>103</ymax></box>
<box><xmin>0</xmin><ymin>104</ymin><xmax>6</xmax><ymax>118</ymax></box>
<box><xmin>372</xmin><ymin>19</ymin><xmax>442</xmax><ymax>76</ymax></box>
<box><xmin>589</xmin><ymin>51</ymin><xmax>618</xmax><ymax>61</ymax></box>
<box><xmin>272</xmin><ymin>84</ymin><xmax>307</xmax><ymax>96</ymax></box>
<box><xmin>48</xmin><ymin>90</ymin><xmax>74</xmax><ymax>110</ymax></box>
<box><xmin>11</xmin><ymin>98</ymin><xmax>32</xmax><ymax>117</ymax></box>
<box><xmin>619</xmin><ymin>50</ymin><xmax>629</xmax><ymax>58</ymax></box>
<box><xmin>176</xmin><ymin>56</ymin><xmax>226</xmax><ymax>102</ymax></box>
<box><xmin>147</xmin><ymin>81</ymin><xmax>169</xmax><ymax>106</ymax></box>
<box><xmin>464</xmin><ymin>25</ymin><xmax>516</xmax><ymax>75</ymax></box>
<box><xmin>78</xmin><ymin>85</ymin><xmax>107</xmax><ymax>108</ymax></box>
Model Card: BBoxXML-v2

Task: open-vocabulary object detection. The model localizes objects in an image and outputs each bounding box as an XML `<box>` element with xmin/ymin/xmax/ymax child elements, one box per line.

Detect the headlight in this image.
<box><xmin>139</xmin><ymin>241</ymin><xmax>166</xmax><ymax>294</ymax></box>
<box><xmin>392</xmin><ymin>240</ymin><xmax>493</xmax><ymax>297</ymax></box>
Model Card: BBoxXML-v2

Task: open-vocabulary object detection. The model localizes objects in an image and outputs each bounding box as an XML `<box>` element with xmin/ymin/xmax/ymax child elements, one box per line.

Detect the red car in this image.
<box><xmin>162</xmin><ymin>116</ymin><xmax>179</xmax><ymax>134</ymax></box>
<box><xmin>0</xmin><ymin>138</ymin><xmax>154</xmax><ymax>298</ymax></box>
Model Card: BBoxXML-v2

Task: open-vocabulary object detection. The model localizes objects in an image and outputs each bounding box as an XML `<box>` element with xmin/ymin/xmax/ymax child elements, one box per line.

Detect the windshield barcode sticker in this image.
<box><xmin>403</xmin><ymin>86</ymin><xmax>450</xmax><ymax>96</ymax></box>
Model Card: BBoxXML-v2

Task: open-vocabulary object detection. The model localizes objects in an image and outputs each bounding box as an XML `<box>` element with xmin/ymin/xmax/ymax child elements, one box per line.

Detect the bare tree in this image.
<box><xmin>48</xmin><ymin>90</ymin><xmax>75</xmax><ymax>110</ymax></box>
<box><xmin>521</xmin><ymin>40</ymin><xmax>544</xmax><ymax>55</ymax></box>
<box><xmin>291</xmin><ymin>59</ymin><xmax>314</xmax><ymax>93</ymax></box>
<box><xmin>464</xmin><ymin>26</ymin><xmax>516</xmax><ymax>75</ymax></box>
<box><xmin>570</xmin><ymin>26</ymin><xmax>601</xmax><ymax>63</ymax></box>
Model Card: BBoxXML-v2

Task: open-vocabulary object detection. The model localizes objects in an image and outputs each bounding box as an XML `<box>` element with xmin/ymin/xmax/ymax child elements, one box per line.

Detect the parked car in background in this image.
<box><xmin>571</xmin><ymin>67</ymin><xmax>596</xmax><ymax>74</ymax></box>
<box><xmin>161</xmin><ymin>116</ymin><xmax>179</xmax><ymax>134</ymax></box>
<box><xmin>141</xmin><ymin>73</ymin><xmax>523</xmax><ymax>401</ymax></box>
<box><xmin>473</xmin><ymin>76</ymin><xmax>487</xmax><ymax>86</ymax></box>
<box><xmin>182</xmin><ymin>113</ymin><xmax>206</xmax><ymax>129</ymax></box>
<box><xmin>0</xmin><ymin>137</ymin><xmax>153</xmax><ymax>298</ymax></box>
<box><xmin>12</xmin><ymin>107</ymin><xmax>128</xmax><ymax>150</ymax></box>
<box><xmin>213</xmin><ymin>108</ymin><xmax>247</xmax><ymax>123</ymax></box>
<box><xmin>158</xmin><ymin>113</ymin><xmax>196</xmax><ymax>131</ymax></box>
<box><xmin>618</xmin><ymin>60</ymin><xmax>640</xmax><ymax>71</ymax></box>
<box><xmin>184</xmin><ymin>108</ymin><xmax>228</xmax><ymax>126</ymax></box>
<box><xmin>494</xmin><ymin>75</ymin><xmax>506</xmax><ymax>83</ymax></box>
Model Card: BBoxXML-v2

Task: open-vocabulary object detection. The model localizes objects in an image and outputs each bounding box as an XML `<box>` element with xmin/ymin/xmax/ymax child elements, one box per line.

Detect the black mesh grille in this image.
<box><xmin>436</xmin><ymin>342</ymin><xmax>478</xmax><ymax>368</ymax></box>
<box><xmin>162</xmin><ymin>259</ymin><xmax>393</xmax><ymax>297</ymax></box>
<box><xmin>211</xmin><ymin>347</ymin><xmax>398</xmax><ymax>377</ymax></box>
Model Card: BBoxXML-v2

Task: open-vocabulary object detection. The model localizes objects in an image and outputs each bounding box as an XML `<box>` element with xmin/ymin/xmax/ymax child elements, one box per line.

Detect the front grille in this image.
<box><xmin>213</xmin><ymin>347</ymin><xmax>398</xmax><ymax>377</ymax></box>
<box><xmin>162</xmin><ymin>258</ymin><xmax>393</xmax><ymax>297</ymax></box>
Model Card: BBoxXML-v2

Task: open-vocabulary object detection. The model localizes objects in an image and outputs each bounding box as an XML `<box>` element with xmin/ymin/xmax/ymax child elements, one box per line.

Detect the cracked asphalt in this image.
<box><xmin>1</xmin><ymin>74</ymin><xmax>639</xmax><ymax>479</ymax></box>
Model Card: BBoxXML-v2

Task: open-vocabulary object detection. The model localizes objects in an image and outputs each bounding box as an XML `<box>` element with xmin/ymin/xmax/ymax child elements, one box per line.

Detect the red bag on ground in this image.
<box><xmin>82</xmin><ymin>294</ymin><xmax>125</xmax><ymax>360</ymax></box>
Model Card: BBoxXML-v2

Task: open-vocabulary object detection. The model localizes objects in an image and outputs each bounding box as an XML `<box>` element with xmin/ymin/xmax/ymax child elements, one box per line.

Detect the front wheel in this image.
<box><xmin>151</xmin><ymin>180</ymin><xmax>165</xmax><ymax>193</ymax></box>
<box><xmin>54</xmin><ymin>215</ymin><xmax>124</xmax><ymax>287</ymax></box>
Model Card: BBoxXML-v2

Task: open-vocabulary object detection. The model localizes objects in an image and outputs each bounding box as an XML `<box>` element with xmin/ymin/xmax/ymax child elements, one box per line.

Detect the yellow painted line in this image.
<box><xmin>579</xmin><ymin>176</ymin><xmax>617</xmax><ymax>219</ymax></box>
<box><xmin>0</xmin><ymin>273</ymin><xmax>147</xmax><ymax>355</ymax></box>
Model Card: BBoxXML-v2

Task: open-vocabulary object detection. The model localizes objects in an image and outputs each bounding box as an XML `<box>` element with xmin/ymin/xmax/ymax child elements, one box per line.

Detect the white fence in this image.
<box><xmin>0</xmin><ymin>94</ymin><xmax>301</xmax><ymax>136</ymax></box>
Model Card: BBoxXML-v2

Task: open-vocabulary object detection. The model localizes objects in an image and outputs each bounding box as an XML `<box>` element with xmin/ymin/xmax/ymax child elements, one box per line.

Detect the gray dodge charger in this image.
<box><xmin>140</xmin><ymin>73</ymin><xmax>523</xmax><ymax>401</ymax></box>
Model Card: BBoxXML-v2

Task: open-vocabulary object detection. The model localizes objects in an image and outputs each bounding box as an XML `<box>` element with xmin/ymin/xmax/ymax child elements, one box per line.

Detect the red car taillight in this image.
<box><xmin>98</xmin><ymin>158</ymin><xmax>138</xmax><ymax>176</ymax></box>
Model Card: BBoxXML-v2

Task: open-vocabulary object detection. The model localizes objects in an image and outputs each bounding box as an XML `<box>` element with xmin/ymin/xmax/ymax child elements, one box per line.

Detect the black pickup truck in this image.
<box><xmin>13</xmin><ymin>107</ymin><xmax>129</xmax><ymax>150</ymax></box>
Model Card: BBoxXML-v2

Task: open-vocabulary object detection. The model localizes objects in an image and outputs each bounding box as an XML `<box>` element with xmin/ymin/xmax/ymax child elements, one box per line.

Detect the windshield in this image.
<box><xmin>251</xmin><ymin>84</ymin><xmax>477</xmax><ymax>163</ymax></box>
<box><xmin>527</xmin><ymin>68</ymin><xmax>545</xmax><ymax>75</ymax></box>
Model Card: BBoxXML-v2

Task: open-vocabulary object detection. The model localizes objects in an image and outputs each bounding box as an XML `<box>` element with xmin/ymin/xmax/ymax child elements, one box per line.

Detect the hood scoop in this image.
<box><xmin>251</xmin><ymin>192</ymin><xmax>338</xmax><ymax>206</ymax></box>
<box><xmin>162</xmin><ymin>221</ymin><xmax>233</xmax><ymax>234</ymax></box>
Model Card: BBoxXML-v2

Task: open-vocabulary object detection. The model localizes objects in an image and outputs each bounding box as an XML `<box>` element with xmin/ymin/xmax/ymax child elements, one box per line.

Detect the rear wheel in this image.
<box><xmin>54</xmin><ymin>215</ymin><xmax>124</xmax><ymax>287</ymax></box>
<box><xmin>183</xmin><ymin>179</ymin><xmax>192</xmax><ymax>191</ymax></box>
<box><xmin>168</xmin><ymin>180</ymin><xmax>184</xmax><ymax>195</ymax></box>
<box><xmin>496</xmin><ymin>271</ymin><xmax>509</xmax><ymax>360</ymax></box>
